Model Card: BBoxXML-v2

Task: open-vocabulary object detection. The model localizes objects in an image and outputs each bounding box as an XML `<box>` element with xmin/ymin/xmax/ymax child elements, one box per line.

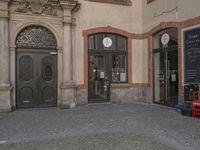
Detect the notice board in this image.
<box><xmin>184</xmin><ymin>27</ymin><xmax>200</xmax><ymax>83</ymax></box>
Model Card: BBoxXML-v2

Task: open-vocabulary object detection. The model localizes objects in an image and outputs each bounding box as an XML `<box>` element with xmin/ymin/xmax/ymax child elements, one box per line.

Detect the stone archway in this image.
<box><xmin>16</xmin><ymin>25</ymin><xmax>58</xmax><ymax>108</ymax></box>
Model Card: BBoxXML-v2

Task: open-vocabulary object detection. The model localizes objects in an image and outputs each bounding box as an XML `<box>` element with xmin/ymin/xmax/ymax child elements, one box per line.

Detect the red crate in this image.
<box><xmin>192</xmin><ymin>100</ymin><xmax>200</xmax><ymax>118</ymax></box>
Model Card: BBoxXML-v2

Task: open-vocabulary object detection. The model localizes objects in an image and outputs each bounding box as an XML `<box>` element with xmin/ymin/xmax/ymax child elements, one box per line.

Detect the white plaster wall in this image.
<box><xmin>132</xmin><ymin>39</ymin><xmax>148</xmax><ymax>83</ymax></box>
<box><xmin>142</xmin><ymin>0</ymin><xmax>200</xmax><ymax>32</ymax></box>
<box><xmin>74</xmin><ymin>0</ymin><xmax>142</xmax><ymax>84</ymax></box>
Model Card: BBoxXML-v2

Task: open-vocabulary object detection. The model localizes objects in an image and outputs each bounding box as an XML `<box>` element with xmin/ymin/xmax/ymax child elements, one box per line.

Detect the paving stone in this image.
<box><xmin>0</xmin><ymin>103</ymin><xmax>200</xmax><ymax>150</ymax></box>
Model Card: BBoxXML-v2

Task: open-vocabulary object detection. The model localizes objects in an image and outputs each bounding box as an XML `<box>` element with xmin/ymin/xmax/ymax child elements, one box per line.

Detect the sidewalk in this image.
<box><xmin>0</xmin><ymin>103</ymin><xmax>199</xmax><ymax>150</ymax></box>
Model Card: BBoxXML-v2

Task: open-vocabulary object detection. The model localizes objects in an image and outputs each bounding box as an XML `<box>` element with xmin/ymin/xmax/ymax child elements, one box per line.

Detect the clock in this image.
<box><xmin>103</xmin><ymin>37</ymin><xmax>112</xmax><ymax>48</ymax></box>
<box><xmin>161</xmin><ymin>33</ymin><xmax>170</xmax><ymax>45</ymax></box>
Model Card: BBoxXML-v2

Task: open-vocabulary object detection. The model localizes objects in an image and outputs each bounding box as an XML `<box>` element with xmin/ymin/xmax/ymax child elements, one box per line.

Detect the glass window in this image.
<box><xmin>96</xmin><ymin>34</ymin><xmax>104</xmax><ymax>50</ymax></box>
<box><xmin>112</xmin><ymin>55</ymin><xmax>127</xmax><ymax>83</ymax></box>
<box><xmin>88</xmin><ymin>33</ymin><xmax>127</xmax><ymax>51</ymax></box>
<box><xmin>88</xmin><ymin>33</ymin><xmax>128</xmax><ymax>83</ymax></box>
<box><xmin>88</xmin><ymin>35</ymin><xmax>95</xmax><ymax>49</ymax></box>
<box><xmin>117</xmin><ymin>36</ymin><xmax>127</xmax><ymax>51</ymax></box>
<box><xmin>153</xmin><ymin>28</ymin><xmax>178</xmax><ymax>49</ymax></box>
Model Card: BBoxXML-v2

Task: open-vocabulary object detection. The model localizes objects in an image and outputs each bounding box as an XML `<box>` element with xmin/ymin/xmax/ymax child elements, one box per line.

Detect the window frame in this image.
<box><xmin>88</xmin><ymin>33</ymin><xmax>128</xmax><ymax>84</ymax></box>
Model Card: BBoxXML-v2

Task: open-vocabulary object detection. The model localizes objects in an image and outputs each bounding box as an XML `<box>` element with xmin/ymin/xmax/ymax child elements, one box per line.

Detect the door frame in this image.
<box><xmin>16</xmin><ymin>48</ymin><xmax>58</xmax><ymax>108</ymax></box>
<box><xmin>88</xmin><ymin>52</ymin><xmax>111</xmax><ymax>103</ymax></box>
<box><xmin>153</xmin><ymin>45</ymin><xmax>179</xmax><ymax>107</ymax></box>
<box><xmin>11</xmin><ymin>24</ymin><xmax>62</xmax><ymax>109</ymax></box>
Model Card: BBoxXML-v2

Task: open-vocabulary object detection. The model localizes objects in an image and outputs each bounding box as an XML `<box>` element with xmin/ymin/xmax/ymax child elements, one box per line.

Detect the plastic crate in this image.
<box><xmin>184</xmin><ymin>84</ymin><xmax>199</xmax><ymax>101</ymax></box>
<box><xmin>182</xmin><ymin>109</ymin><xmax>192</xmax><ymax>116</ymax></box>
<box><xmin>183</xmin><ymin>101</ymin><xmax>192</xmax><ymax>110</ymax></box>
<box><xmin>176</xmin><ymin>103</ymin><xmax>183</xmax><ymax>112</ymax></box>
<box><xmin>192</xmin><ymin>100</ymin><xmax>200</xmax><ymax>119</ymax></box>
<box><xmin>182</xmin><ymin>101</ymin><xmax>192</xmax><ymax>116</ymax></box>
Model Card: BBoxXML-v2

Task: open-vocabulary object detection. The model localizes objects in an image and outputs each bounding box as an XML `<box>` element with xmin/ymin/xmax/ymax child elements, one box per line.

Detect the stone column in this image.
<box><xmin>0</xmin><ymin>1</ymin><xmax>12</xmax><ymax>112</ymax></box>
<box><xmin>60</xmin><ymin>1</ymin><xmax>80</xmax><ymax>109</ymax></box>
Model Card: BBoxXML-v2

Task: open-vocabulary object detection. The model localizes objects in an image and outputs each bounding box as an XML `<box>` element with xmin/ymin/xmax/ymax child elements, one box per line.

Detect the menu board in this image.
<box><xmin>184</xmin><ymin>27</ymin><xmax>200</xmax><ymax>83</ymax></box>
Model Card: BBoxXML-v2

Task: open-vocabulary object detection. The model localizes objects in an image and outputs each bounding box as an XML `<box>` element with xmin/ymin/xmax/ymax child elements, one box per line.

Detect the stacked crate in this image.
<box><xmin>182</xmin><ymin>85</ymin><xmax>199</xmax><ymax>116</ymax></box>
<box><xmin>192</xmin><ymin>100</ymin><xmax>200</xmax><ymax>118</ymax></box>
<box><xmin>182</xmin><ymin>101</ymin><xmax>192</xmax><ymax>116</ymax></box>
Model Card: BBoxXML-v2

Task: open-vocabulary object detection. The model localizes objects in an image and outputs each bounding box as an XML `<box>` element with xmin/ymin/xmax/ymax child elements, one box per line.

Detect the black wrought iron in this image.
<box><xmin>16</xmin><ymin>26</ymin><xmax>57</xmax><ymax>49</ymax></box>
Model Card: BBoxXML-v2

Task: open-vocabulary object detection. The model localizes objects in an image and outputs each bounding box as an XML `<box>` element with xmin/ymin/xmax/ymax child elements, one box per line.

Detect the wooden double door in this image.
<box><xmin>16</xmin><ymin>49</ymin><xmax>57</xmax><ymax>108</ymax></box>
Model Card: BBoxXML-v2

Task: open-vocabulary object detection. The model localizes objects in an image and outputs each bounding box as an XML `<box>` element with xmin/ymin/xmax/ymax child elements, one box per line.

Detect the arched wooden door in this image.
<box><xmin>16</xmin><ymin>26</ymin><xmax>58</xmax><ymax>108</ymax></box>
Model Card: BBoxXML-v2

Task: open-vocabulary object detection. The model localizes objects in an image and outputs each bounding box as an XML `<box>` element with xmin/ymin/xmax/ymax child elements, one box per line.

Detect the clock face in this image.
<box><xmin>103</xmin><ymin>37</ymin><xmax>112</xmax><ymax>48</ymax></box>
<box><xmin>161</xmin><ymin>33</ymin><xmax>170</xmax><ymax>45</ymax></box>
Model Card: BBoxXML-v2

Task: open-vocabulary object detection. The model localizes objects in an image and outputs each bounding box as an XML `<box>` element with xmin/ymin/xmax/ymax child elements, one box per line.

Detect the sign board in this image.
<box><xmin>100</xmin><ymin>72</ymin><xmax>105</xmax><ymax>79</ymax></box>
<box><xmin>103</xmin><ymin>37</ymin><xmax>112</xmax><ymax>48</ymax></box>
<box><xmin>184</xmin><ymin>27</ymin><xmax>200</xmax><ymax>83</ymax></box>
<box><xmin>120</xmin><ymin>73</ymin><xmax>126</xmax><ymax>82</ymax></box>
<box><xmin>161</xmin><ymin>33</ymin><xmax>170</xmax><ymax>45</ymax></box>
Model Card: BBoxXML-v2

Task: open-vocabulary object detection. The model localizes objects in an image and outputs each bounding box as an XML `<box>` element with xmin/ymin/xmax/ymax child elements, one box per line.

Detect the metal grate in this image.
<box><xmin>16</xmin><ymin>26</ymin><xmax>57</xmax><ymax>49</ymax></box>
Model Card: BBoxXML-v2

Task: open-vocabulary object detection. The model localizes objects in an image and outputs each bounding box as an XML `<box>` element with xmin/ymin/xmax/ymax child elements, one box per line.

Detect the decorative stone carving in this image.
<box><xmin>28</xmin><ymin>0</ymin><xmax>48</xmax><ymax>14</ymax></box>
<box><xmin>72</xmin><ymin>2</ymin><xmax>81</xmax><ymax>13</ymax></box>
<box><xmin>15</xmin><ymin>0</ymin><xmax>30</xmax><ymax>13</ymax></box>
<box><xmin>15</xmin><ymin>0</ymin><xmax>58</xmax><ymax>16</ymax></box>
<box><xmin>0</xmin><ymin>0</ymin><xmax>9</xmax><ymax>18</ymax></box>
<box><xmin>60</xmin><ymin>0</ymin><xmax>81</xmax><ymax>24</ymax></box>
<box><xmin>43</xmin><ymin>3</ymin><xmax>58</xmax><ymax>16</ymax></box>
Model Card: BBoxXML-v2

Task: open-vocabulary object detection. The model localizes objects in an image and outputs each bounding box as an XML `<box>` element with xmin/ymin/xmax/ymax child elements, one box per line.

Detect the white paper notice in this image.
<box><xmin>120</xmin><ymin>73</ymin><xmax>126</xmax><ymax>81</ymax></box>
<box><xmin>171</xmin><ymin>74</ymin><xmax>176</xmax><ymax>82</ymax></box>
<box><xmin>100</xmin><ymin>72</ymin><xmax>105</xmax><ymax>79</ymax></box>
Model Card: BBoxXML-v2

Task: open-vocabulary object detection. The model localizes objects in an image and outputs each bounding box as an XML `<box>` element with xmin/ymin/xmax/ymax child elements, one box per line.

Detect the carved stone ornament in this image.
<box><xmin>15</xmin><ymin>0</ymin><xmax>58</xmax><ymax>16</ymax></box>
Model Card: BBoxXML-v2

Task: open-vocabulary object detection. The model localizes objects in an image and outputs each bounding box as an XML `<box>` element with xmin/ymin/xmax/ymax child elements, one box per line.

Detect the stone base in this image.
<box><xmin>0</xmin><ymin>83</ymin><xmax>12</xmax><ymax>112</ymax></box>
<box><xmin>60</xmin><ymin>81</ymin><xmax>77</xmax><ymax>109</ymax></box>
<box><xmin>111</xmin><ymin>87</ymin><xmax>152</xmax><ymax>104</ymax></box>
<box><xmin>76</xmin><ymin>89</ymin><xmax>87</xmax><ymax>105</ymax></box>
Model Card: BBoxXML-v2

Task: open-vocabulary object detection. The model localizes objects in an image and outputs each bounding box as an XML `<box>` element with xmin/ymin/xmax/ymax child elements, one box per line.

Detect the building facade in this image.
<box><xmin>0</xmin><ymin>0</ymin><xmax>200</xmax><ymax>112</ymax></box>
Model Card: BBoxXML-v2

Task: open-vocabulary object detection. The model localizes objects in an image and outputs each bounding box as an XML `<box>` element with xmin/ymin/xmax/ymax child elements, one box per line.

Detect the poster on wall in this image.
<box><xmin>184</xmin><ymin>27</ymin><xmax>200</xmax><ymax>84</ymax></box>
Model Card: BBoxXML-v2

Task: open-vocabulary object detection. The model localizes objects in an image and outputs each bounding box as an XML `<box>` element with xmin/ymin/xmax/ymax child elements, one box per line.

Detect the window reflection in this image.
<box><xmin>88</xmin><ymin>33</ymin><xmax>128</xmax><ymax>84</ymax></box>
<box><xmin>112</xmin><ymin>55</ymin><xmax>127</xmax><ymax>82</ymax></box>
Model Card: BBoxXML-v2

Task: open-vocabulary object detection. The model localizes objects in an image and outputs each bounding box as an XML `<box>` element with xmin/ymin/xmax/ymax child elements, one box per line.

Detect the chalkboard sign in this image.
<box><xmin>184</xmin><ymin>27</ymin><xmax>200</xmax><ymax>83</ymax></box>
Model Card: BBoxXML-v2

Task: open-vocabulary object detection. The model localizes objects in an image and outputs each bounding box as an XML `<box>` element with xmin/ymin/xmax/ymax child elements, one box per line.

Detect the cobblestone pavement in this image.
<box><xmin>0</xmin><ymin>103</ymin><xmax>200</xmax><ymax>150</ymax></box>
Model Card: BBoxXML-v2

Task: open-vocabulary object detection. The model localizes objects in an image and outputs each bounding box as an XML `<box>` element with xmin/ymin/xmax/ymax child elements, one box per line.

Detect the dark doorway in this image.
<box><xmin>16</xmin><ymin>26</ymin><xmax>57</xmax><ymax>108</ymax></box>
<box><xmin>88</xmin><ymin>54</ymin><xmax>110</xmax><ymax>103</ymax></box>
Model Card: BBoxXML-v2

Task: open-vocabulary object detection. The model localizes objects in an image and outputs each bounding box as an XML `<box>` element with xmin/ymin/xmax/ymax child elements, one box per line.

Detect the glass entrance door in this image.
<box><xmin>88</xmin><ymin>55</ymin><xmax>110</xmax><ymax>102</ymax></box>
<box><xmin>153</xmin><ymin>47</ymin><xmax>178</xmax><ymax>107</ymax></box>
